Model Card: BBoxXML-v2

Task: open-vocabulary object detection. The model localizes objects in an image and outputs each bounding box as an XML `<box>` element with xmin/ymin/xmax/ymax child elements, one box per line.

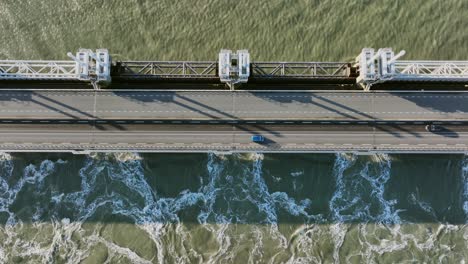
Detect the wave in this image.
<box><xmin>329</xmin><ymin>153</ymin><xmax>401</xmax><ymax>224</ymax></box>
<box><xmin>0</xmin><ymin>152</ymin><xmax>466</xmax><ymax>263</ymax></box>
<box><xmin>462</xmin><ymin>156</ymin><xmax>468</xmax><ymax>223</ymax></box>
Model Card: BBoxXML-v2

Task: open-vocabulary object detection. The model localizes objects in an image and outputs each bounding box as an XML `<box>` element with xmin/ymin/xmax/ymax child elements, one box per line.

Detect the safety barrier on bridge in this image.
<box><xmin>356</xmin><ymin>48</ymin><xmax>468</xmax><ymax>90</ymax></box>
<box><xmin>0</xmin><ymin>49</ymin><xmax>111</xmax><ymax>89</ymax></box>
<box><xmin>1</xmin><ymin>48</ymin><xmax>468</xmax><ymax>90</ymax></box>
<box><xmin>251</xmin><ymin>62</ymin><xmax>350</xmax><ymax>79</ymax></box>
<box><xmin>114</xmin><ymin>61</ymin><xmax>218</xmax><ymax>80</ymax></box>
<box><xmin>115</xmin><ymin>50</ymin><xmax>351</xmax><ymax>89</ymax></box>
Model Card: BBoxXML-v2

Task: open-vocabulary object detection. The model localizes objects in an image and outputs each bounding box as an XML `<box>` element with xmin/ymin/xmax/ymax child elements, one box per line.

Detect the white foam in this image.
<box><xmin>290</xmin><ymin>170</ymin><xmax>304</xmax><ymax>177</ymax></box>
<box><xmin>329</xmin><ymin>153</ymin><xmax>357</xmax><ymax>222</ymax></box>
<box><xmin>330</xmin><ymin>223</ymin><xmax>348</xmax><ymax>263</ymax></box>
<box><xmin>90</xmin><ymin>236</ymin><xmax>153</xmax><ymax>264</ymax></box>
<box><xmin>0</xmin><ymin>159</ymin><xmax>59</xmax><ymax>227</ymax></box>
<box><xmin>462</xmin><ymin>156</ymin><xmax>468</xmax><ymax>223</ymax></box>
<box><xmin>409</xmin><ymin>193</ymin><xmax>437</xmax><ymax>220</ymax></box>
<box><xmin>329</xmin><ymin>153</ymin><xmax>400</xmax><ymax>224</ymax></box>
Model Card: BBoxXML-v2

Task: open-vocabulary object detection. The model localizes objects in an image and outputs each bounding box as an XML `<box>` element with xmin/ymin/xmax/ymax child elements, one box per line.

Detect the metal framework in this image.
<box><xmin>392</xmin><ymin>61</ymin><xmax>468</xmax><ymax>80</ymax></box>
<box><xmin>2</xmin><ymin>48</ymin><xmax>468</xmax><ymax>91</ymax></box>
<box><xmin>356</xmin><ymin>48</ymin><xmax>468</xmax><ymax>90</ymax></box>
<box><xmin>0</xmin><ymin>49</ymin><xmax>111</xmax><ymax>90</ymax></box>
<box><xmin>115</xmin><ymin>61</ymin><xmax>217</xmax><ymax>79</ymax></box>
<box><xmin>251</xmin><ymin>62</ymin><xmax>350</xmax><ymax>78</ymax></box>
<box><xmin>0</xmin><ymin>60</ymin><xmax>79</xmax><ymax>80</ymax></box>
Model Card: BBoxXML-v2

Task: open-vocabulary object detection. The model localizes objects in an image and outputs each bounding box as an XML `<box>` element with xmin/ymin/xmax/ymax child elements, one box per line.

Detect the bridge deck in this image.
<box><xmin>0</xmin><ymin>124</ymin><xmax>466</xmax><ymax>153</ymax></box>
<box><xmin>0</xmin><ymin>91</ymin><xmax>466</xmax><ymax>121</ymax></box>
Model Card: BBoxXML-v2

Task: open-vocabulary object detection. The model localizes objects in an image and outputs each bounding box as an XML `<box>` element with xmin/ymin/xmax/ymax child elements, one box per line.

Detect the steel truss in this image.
<box><xmin>356</xmin><ymin>48</ymin><xmax>468</xmax><ymax>90</ymax></box>
<box><xmin>393</xmin><ymin>61</ymin><xmax>468</xmax><ymax>80</ymax></box>
<box><xmin>0</xmin><ymin>49</ymin><xmax>111</xmax><ymax>90</ymax></box>
<box><xmin>116</xmin><ymin>61</ymin><xmax>218</xmax><ymax>79</ymax></box>
<box><xmin>0</xmin><ymin>60</ymin><xmax>78</xmax><ymax>80</ymax></box>
<box><xmin>251</xmin><ymin>62</ymin><xmax>350</xmax><ymax>78</ymax></box>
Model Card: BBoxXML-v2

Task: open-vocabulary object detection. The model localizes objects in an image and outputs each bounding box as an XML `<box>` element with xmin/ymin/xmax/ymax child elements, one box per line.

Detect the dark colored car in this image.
<box><xmin>425</xmin><ymin>124</ymin><xmax>442</xmax><ymax>132</ymax></box>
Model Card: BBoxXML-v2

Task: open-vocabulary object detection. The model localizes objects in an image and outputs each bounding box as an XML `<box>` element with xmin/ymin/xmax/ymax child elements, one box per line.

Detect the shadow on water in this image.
<box><xmin>0</xmin><ymin>152</ymin><xmax>467</xmax><ymax>225</ymax></box>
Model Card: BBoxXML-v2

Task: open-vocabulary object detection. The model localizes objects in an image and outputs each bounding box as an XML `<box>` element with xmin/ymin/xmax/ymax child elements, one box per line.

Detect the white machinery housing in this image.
<box><xmin>218</xmin><ymin>49</ymin><xmax>250</xmax><ymax>89</ymax></box>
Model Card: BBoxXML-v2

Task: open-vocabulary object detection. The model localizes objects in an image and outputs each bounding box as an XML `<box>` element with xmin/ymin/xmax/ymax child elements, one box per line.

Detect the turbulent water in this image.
<box><xmin>0</xmin><ymin>152</ymin><xmax>466</xmax><ymax>263</ymax></box>
<box><xmin>1</xmin><ymin>0</ymin><xmax>468</xmax><ymax>263</ymax></box>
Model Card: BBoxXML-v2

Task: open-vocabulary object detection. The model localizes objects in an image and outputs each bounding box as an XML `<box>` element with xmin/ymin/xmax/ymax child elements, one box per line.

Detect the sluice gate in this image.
<box><xmin>1</xmin><ymin>48</ymin><xmax>468</xmax><ymax>90</ymax></box>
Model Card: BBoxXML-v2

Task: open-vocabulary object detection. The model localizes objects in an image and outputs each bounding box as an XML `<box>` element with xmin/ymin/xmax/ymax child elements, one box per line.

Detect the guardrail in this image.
<box><xmin>251</xmin><ymin>62</ymin><xmax>350</xmax><ymax>78</ymax></box>
<box><xmin>356</xmin><ymin>48</ymin><xmax>468</xmax><ymax>90</ymax></box>
<box><xmin>2</xmin><ymin>48</ymin><xmax>468</xmax><ymax>91</ymax></box>
<box><xmin>0</xmin><ymin>60</ymin><xmax>79</xmax><ymax>80</ymax></box>
<box><xmin>114</xmin><ymin>61</ymin><xmax>218</xmax><ymax>79</ymax></box>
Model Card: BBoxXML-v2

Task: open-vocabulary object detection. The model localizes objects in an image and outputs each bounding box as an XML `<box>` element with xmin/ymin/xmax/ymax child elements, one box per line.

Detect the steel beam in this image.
<box><xmin>0</xmin><ymin>60</ymin><xmax>79</xmax><ymax>80</ymax></box>
<box><xmin>251</xmin><ymin>62</ymin><xmax>350</xmax><ymax>78</ymax></box>
<box><xmin>115</xmin><ymin>61</ymin><xmax>218</xmax><ymax>79</ymax></box>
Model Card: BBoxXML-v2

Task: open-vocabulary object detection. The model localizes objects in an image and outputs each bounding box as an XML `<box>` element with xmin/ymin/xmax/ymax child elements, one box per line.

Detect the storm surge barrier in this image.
<box><xmin>1</xmin><ymin>48</ymin><xmax>467</xmax><ymax>90</ymax></box>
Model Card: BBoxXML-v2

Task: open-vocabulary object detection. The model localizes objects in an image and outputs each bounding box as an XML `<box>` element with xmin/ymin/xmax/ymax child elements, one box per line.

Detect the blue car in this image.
<box><xmin>251</xmin><ymin>135</ymin><xmax>264</xmax><ymax>143</ymax></box>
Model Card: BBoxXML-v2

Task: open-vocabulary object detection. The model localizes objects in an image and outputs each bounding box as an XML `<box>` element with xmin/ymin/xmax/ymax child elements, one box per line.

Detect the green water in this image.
<box><xmin>1</xmin><ymin>1</ymin><xmax>467</xmax><ymax>61</ymax></box>
<box><xmin>1</xmin><ymin>1</ymin><xmax>468</xmax><ymax>263</ymax></box>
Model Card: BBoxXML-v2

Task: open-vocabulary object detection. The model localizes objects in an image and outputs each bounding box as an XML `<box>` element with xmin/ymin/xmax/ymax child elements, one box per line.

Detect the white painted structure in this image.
<box><xmin>218</xmin><ymin>49</ymin><xmax>250</xmax><ymax>89</ymax></box>
<box><xmin>0</xmin><ymin>49</ymin><xmax>111</xmax><ymax>89</ymax></box>
<box><xmin>356</xmin><ymin>48</ymin><xmax>468</xmax><ymax>90</ymax></box>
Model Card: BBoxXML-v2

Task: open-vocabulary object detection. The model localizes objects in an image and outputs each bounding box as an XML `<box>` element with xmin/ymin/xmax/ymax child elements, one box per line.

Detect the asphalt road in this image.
<box><xmin>0</xmin><ymin>90</ymin><xmax>467</xmax><ymax>121</ymax></box>
<box><xmin>0</xmin><ymin>124</ymin><xmax>466</xmax><ymax>153</ymax></box>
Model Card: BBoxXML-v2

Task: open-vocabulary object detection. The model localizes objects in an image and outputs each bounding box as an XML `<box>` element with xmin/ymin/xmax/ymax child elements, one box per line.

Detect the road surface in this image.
<box><xmin>0</xmin><ymin>123</ymin><xmax>466</xmax><ymax>153</ymax></box>
<box><xmin>0</xmin><ymin>91</ymin><xmax>467</xmax><ymax>121</ymax></box>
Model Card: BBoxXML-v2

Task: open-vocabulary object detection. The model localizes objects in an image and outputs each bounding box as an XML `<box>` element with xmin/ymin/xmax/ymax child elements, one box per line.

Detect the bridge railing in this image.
<box><xmin>114</xmin><ymin>61</ymin><xmax>218</xmax><ymax>79</ymax></box>
<box><xmin>251</xmin><ymin>62</ymin><xmax>350</xmax><ymax>78</ymax></box>
<box><xmin>356</xmin><ymin>48</ymin><xmax>468</xmax><ymax>90</ymax></box>
<box><xmin>393</xmin><ymin>61</ymin><xmax>468</xmax><ymax>80</ymax></box>
<box><xmin>0</xmin><ymin>49</ymin><xmax>111</xmax><ymax>89</ymax></box>
<box><xmin>0</xmin><ymin>60</ymin><xmax>79</xmax><ymax>80</ymax></box>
